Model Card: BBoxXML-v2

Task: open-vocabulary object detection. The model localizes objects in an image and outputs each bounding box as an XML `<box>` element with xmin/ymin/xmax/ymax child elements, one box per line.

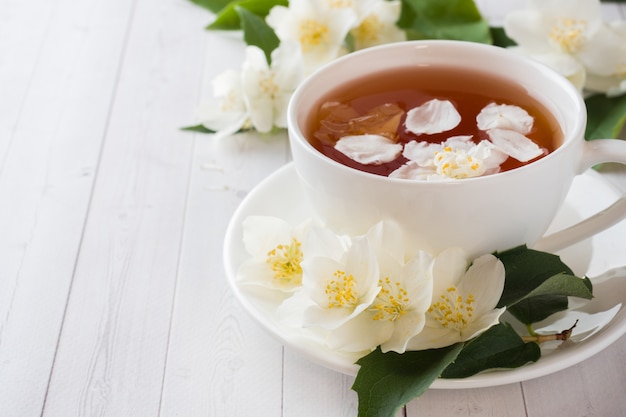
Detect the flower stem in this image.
<box><xmin>522</xmin><ymin>320</ymin><xmax>579</xmax><ymax>344</ymax></box>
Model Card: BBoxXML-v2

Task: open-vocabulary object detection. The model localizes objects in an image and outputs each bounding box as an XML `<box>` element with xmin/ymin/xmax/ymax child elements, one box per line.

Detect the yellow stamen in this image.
<box><xmin>259</xmin><ymin>73</ymin><xmax>279</xmax><ymax>98</ymax></box>
<box><xmin>266</xmin><ymin>238</ymin><xmax>303</xmax><ymax>285</ymax></box>
<box><xmin>326</xmin><ymin>0</ymin><xmax>352</xmax><ymax>8</ymax></box>
<box><xmin>352</xmin><ymin>15</ymin><xmax>383</xmax><ymax>45</ymax></box>
<box><xmin>428</xmin><ymin>286</ymin><xmax>475</xmax><ymax>331</ymax></box>
<box><xmin>370</xmin><ymin>277</ymin><xmax>410</xmax><ymax>322</ymax></box>
<box><xmin>299</xmin><ymin>19</ymin><xmax>330</xmax><ymax>52</ymax></box>
<box><xmin>549</xmin><ymin>17</ymin><xmax>588</xmax><ymax>54</ymax></box>
<box><xmin>325</xmin><ymin>270</ymin><xmax>358</xmax><ymax>308</ymax></box>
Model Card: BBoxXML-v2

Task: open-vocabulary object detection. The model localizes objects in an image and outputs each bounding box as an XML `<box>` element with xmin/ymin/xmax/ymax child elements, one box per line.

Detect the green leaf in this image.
<box><xmin>495</xmin><ymin>245</ymin><xmax>574</xmax><ymax>308</ymax></box>
<box><xmin>207</xmin><ymin>0</ymin><xmax>287</xmax><ymax>30</ymax></box>
<box><xmin>508</xmin><ymin>295</ymin><xmax>569</xmax><ymax>324</ymax></box>
<box><xmin>181</xmin><ymin>124</ymin><xmax>216</xmax><ymax>134</ymax></box>
<box><xmin>187</xmin><ymin>0</ymin><xmax>232</xmax><ymax>14</ymax></box>
<box><xmin>506</xmin><ymin>273</ymin><xmax>593</xmax><ymax>324</ymax></box>
<box><xmin>398</xmin><ymin>0</ymin><xmax>491</xmax><ymax>44</ymax></box>
<box><xmin>237</xmin><ymin>6</ymin><xmax>280</xmax><ymax>63</ymax></box>
<box><xmin>490</xmin><ymin>26</ymin><xmax>516</xmax><ymax>48</ymax></box>
<box><xmin>353</xmin><ymin>344</ymin><xmax>463</xmax><ymax>417</ymax></box>
<box><xmin>495</xmin><ymin>246</ymin><xmax>592</xmax><ymax>324</ymax></box>
<box><xmin>441</xmin><ymin>323</ymin><xmax>540</xmax><ymax>378</ymax></box>
<box><xmin>584</xmin><ymin>93</ymin><xmax>626</xmax><ymax>140</ymax></box>
<box><xmin>519</xmin><ymin>273</ymin><xmax>593</xmax><ymax>301</ymax></box>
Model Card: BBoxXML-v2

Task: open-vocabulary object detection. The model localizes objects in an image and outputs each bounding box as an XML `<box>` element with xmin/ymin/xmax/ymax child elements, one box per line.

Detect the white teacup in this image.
<box><xmin>287</xmin><ymin>40</ymin><xmax>626</xmax><ymax>257</ymax></box>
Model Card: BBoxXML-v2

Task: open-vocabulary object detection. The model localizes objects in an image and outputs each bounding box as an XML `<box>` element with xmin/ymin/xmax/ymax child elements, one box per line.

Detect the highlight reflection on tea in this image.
<box><xmin>307</xmin><ymin>66</ymin><xmax>563</xmax><ymax>180</ymax></box>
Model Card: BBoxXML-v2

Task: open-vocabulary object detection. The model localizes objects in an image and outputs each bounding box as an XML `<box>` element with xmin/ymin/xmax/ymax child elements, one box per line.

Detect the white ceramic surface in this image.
<box><xmin>287</xmin><ymin>41</ymin><xmax>626</xmax><ymax>259</ymax></box>
<box><xmin>223</xmin><ymin>163</ymin><xmax>626</xmax><ymax>389</ymax></box>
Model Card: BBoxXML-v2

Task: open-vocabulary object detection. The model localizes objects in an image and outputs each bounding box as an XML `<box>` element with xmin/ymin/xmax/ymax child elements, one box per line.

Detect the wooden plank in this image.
<box><xmin>522</xmin><ymin>335</ymin><xmax>626</xmax><ymax>417</ymax></box>
<box><xmin>159</xmin><ymin>127</ymin><xmax>289</xmax><ymax>416</ymax></box>
<box><xmin>0</xmin><ymin>0</ymin><xmax>136</xmax><ymax>415</ymax></box>
<box><xmin>157</xmin><ymin>18</ymin><xmax>289</xmax><ymax>413</ymax></box>
<box><xmin>407</xmin><ymin>385</ymin><xmax>527</xmax><ymax>417</ymax></box>
<box><xmin>283</xmin><ymin>350</ymin><xmax>359</xmax><ymax>417</ymax></box>
<box><xmin>39</xmin><ymin>0</ymin><xmax>208</xmax><ymax>415</ymax></box>
<box><xmin>0</xmin><ymin>0</ymin><xmax>55</xmax><ymax>159</ymax></box>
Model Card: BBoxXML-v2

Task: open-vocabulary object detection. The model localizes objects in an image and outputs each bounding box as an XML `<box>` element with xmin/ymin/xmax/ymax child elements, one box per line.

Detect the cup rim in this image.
<box><xmin>287</xmin><ymin>39</ymin><xmax>587</xmax><ymax>184</ymax></box>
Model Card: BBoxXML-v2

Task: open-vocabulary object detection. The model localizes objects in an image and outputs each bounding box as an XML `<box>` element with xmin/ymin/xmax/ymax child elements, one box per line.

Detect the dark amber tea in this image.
<box><xmin>305</xmin><ymin>66</ymin><xmax>563</xmax><ymax>179</ymax></box>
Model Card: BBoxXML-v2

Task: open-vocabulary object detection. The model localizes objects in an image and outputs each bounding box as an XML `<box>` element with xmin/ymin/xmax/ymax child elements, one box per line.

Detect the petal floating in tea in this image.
<box><xmin>476</xmin><ymin>103</ymin><xmax>534</xmax><ymax>135</ymax></box>
<box><xmin>470</xmin><ymin>140</ymin><xmax>508</xmax><ymax>175</ymax></box>
<box><xmin>389</xmin><ymin>161</ymin><xmax>435</xmax><ymax>180</ymax></box>
<box><xmin>315</xmin><ymin>102</ymin><xmax>404</xmax><ymax>145</ymax></box>
<box><xmin>314</xmin><ymin>101</ymin><xmax>361</xmax><ymax>145</ymax></box>
<box><xmin>487</xmin><ymin>128</ymin><xmax>544</xmax><ymax>162</ymax></box>
<box><xmin>356</xmin><ymin>103</ymin><xmax>405</xmax><ymax>140</ymax></box>
<box><xmin>335</xmin><ymin>134</ymin><xmax>403</xmax><ymax>165</ymax></box>
<box><xmin>405</xmin><ymin>99</ymin><xmax>461</xmax><ymax>135</ymax></box>
<box><xmin>403</xmin><ymin>135</ymin><xmax>474</xmax><ymax>165</ymax></box>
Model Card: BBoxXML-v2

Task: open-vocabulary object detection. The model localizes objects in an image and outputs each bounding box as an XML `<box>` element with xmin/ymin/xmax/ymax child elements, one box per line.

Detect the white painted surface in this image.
<box><xmin>0</xmin><ymin>1</ymin><xmax>624</xmax><ymax>416</ymax></box>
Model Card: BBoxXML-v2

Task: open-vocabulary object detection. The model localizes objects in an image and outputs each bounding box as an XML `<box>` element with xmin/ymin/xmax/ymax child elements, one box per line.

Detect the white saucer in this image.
<box><xmin>223</xmin><ymin>162</ymin><xmax>626</xmax><ymax>389</ymax></box>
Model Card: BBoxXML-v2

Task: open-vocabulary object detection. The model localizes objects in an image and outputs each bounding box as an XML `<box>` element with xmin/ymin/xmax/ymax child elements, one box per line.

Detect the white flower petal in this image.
<box><xmin>302</xmin><ymin>225</ymin><xmax>348</xmax><ymax>260</ymax></box>
<box><xmin>351</xmin><ymin>0</ymin><xmax>406</xmax><ymax>50</ymax></box>
<box><xmin>198</xmin><ymin>69</ymin><xmax>250</xmax><ymax>136</ymax></box>
<box><xmin>301</xmin><ymin>237</ymin><xmax>381</xmax><ymax>329</ymax></box>
<box><xmin>460</xmin><ymin>308</ymin><xmax>506</xmax><ymax>341</ymax></box>
<box><xmin>212</xmin><ymin>69</ymin><xmax>243</xmax><ymax>98</ymax></box>
<box><xmin>389</xmin><ymin>161</ymin><xmax>435</xmax><ymax>180</ymax></box>
<box><xmin>196</xmin><ymin>103</ymin><xmax>248</xmax><ymax>137</ymax></box>
<box><xmin>533</xmin><ymin>304</ymin><xmax>622</xmax><ymax>342</ymax></box>
<box><xmin>366</xmin><ymin>220</ymin><xmax>406</xmax><ymax>264</ymax></box>
<box><xmin>240</xmin><ymin>216</ymin><xmax>308</xmax><ymax>291</ymax></box>
<box><xmin>402</xmin><ymin>136</ymin><xmax>472</xmax><ymax>164</ymax></box>
<box><xmin>405</xmin><ymin>99</ymin><xmax>461</xmax><ymax>135</ymax></box>
<box><xmin>301</xmin><ymin>256</ymin><xmax>342</xmax><ymax>303</ymax></box>
<box><xmin>469</xmin><ymin>140</ymin><xmax>508</xmax><ymax>172</ymax></box>
<box><xmin>380</xmin><ymin>310</ymin><xmax>426</xmax><ymax>353</ymax></box>
<box><xmin>579</xmin><ymin>23</ymin><xmax>626</xmax><ymax>77</ymax></box>
<box><xmin>271</xmin><ymin>41</ymin><xmax>305</xmax><ymax>91</ymax></box>
<box><xmin>379</xmin><ymin>252</ymin><xmax>433</xmax><ymax>353</ymax></box>
<box><xmin>514</xmin><ymin>48</ymin><xmax>587</xmax><ymax>91</ymax></box>
<box><xmin>304</xmin><ymin>300</ymin><xmax>362</xmax><ymax>329</ymax></box>
<box><xmin>370</xmin><ymin>250</ymin><xmax>433</xmax><ymax>353</ymax></box>
<box><xmin>487</xmin><ymin>128</ymin><xmax>543</xmax><ymax>162</ymax></box>
<box><xmin>459</xmin><ymin>254</ymin><xmax>506</xmax><ymax>315</ymax></box>
<box><xmin>242</xmin><ymin>47</ymin><xmax>275</xmax><ymax>133</ymax></box>
<box><xmin>504</xmin><ymin>10</ymin><xmax>551</xmax><ymax>51</ymax></box>
<box><xmin>432</xmin><ymin>247</ymin><xmax>468</xmax><ymax>294</ymax></box>
<box><xmin>326</xmin><ymin>312</ymin><xmax>390</xmax><ymax>352</ymax></box>
<box><xmin>267</xmin><ymin>0</ymin><xmax>357</xmax><ymax>73</ymax></box>
<box><xmin>398</xmin><ymin>136</ymin><xmax>508</xmax><ymax>180</ymax></box>
<box><xmin>443</xmin><ymin>135</ymin><xmax>476</xmax><ymax>151</ymax></box>
<box><xmin>476</xmin><ymin>103</ymin><xmax>534</xmax><ymax>134</ymax></box>
<box><xmin>237</xmin><ymin>258</ymin><xmax>276</xmax><ymax>287</ymax></box>
<box><xmin>406</xmin><ymin>249</ymin><xmax>506</xmax><ymax>350</ymax></box>
<box><xmin>275</xmin><ymin>289</ymin><xmax>315</xmax><ymax>327</ymax></box>
<box><xmin>242</xmin><ymin>216</ymin><xmax>293</xmax><ymax>257</ymax></box>
<box><xmin>406</xmin><ymin>323</ymin><xmax>460</xmax><ymax>350</ymax></box>
<box><xmin>402</xmin><ymin>141</ymin><xmax>439</xmax><ymax>165</ymax></box>
<box><xmin>335</xmin><ymin>134</ymin><xmax>403</xmax><ymax>165</ymax></box>
<box><xmin>345</xmin><ymin>237</ymin><xmax>381</xmax><ymax>295</ymax></box>
<box><xmin>585</xmin><ymin>73</ymin><xmax>626</xmax><ymax>97</ymax></box>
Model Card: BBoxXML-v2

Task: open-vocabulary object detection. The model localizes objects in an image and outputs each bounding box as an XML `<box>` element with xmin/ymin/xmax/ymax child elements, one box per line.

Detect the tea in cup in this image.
<box><xmin>287</xmin><ymin>40</ymin><xmax>626</xmax><ymax>257</ymax></box>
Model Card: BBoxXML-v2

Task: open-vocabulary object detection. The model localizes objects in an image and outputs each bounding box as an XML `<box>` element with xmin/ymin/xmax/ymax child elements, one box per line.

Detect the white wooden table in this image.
<box><xmin>1</xmin><ymin>0</ymin><xmax>625</xmax><ymax>416</ymax></box>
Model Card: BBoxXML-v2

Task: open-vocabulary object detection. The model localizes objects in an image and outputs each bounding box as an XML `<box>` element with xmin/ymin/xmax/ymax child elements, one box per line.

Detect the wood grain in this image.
<box><xmin>0</xmin><ymin>0</ymin><xmax>136</xmax><ymax>414</ymax></box>
<box><xmin>39</xmin><ymin>0</ymin><xmax>206</xmax><ymax>415</ymax></box>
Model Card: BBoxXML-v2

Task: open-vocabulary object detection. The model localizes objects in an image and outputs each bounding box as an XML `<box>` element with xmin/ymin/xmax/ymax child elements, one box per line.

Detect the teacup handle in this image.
<box><xmin>534</xmin><ymin>139</ymin><xmax>626</xmax><ymax>253</ymax></box>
